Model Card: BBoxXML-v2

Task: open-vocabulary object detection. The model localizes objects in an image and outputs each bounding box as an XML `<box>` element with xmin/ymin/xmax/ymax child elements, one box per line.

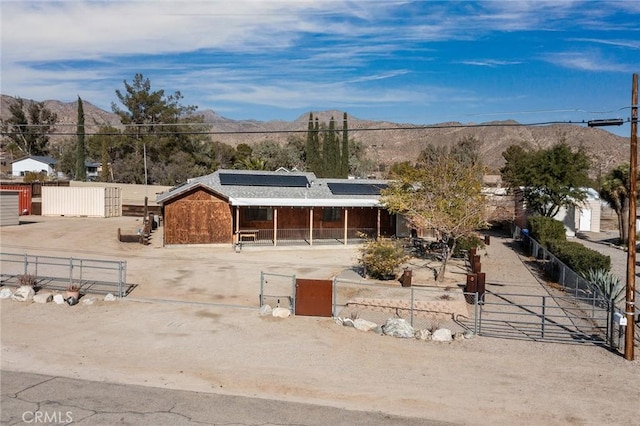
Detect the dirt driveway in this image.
<box><xmin>1</xmin><ymin>216</ymin><xmax>639</xmax><ymax>425</ymax></box>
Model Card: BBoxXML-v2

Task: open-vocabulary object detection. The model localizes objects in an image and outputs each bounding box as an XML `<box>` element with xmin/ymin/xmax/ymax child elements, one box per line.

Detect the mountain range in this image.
<box><xmin>1</xmin><ymin>94</ymin><xmax>629</xmax><ymax>176</ymax></box>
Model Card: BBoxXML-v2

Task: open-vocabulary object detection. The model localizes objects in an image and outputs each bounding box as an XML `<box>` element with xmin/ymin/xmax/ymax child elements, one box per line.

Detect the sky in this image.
<box><xmin>1</xmin><ymin>0</ymin><xmax>639</xmax><ymax>137</ymax></box>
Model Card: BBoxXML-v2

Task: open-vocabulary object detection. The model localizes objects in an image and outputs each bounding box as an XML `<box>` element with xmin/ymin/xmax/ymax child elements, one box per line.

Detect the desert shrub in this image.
<box><xmin>23</xmin><ymin>171</ymin><xmax>48</xmax><ymax>183</ymax></box>
<box><xmin>358</xmin><ymin>237</ymin><xmax>409</xmax><ymax>280</ymax></box>
<box><xmin>583</xmin><ymin>269</ymin><xmax>624</xmax><ymax>305</ymax></box>
<box><xmin>17</xmin><ymin>274</ymin><xmax>37</xmax><ymax>287</ymax></box>
<box><xmin>528</xmin><ymin>216</ymin><xmax>566</xmax><ymax>247</ymax></box>
<box><xmin>547</xmin><ymin>240</ymin><xmax>610</xmax><ymax>275</ymax></box>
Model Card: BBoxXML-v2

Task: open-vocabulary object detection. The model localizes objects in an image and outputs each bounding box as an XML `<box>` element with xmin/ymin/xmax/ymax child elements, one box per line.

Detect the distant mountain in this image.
<box><xmin>1</xmin><ymin>95</ymin><xmax>629</xmax><ymax>175</ymax></box>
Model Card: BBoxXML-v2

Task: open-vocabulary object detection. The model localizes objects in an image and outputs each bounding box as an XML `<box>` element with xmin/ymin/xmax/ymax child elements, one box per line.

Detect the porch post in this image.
<box><xmin>235</xmin><ymin>206</ymin><xmax>240</xmax><ymax>244</ymax></box>
<box><xmin>377</xmin><ymin>208</ymin><xmax>381</xmax><ymax>239</ymax></box>
<box><xmin>309</xmin><ymin>208</ymin><xmax>314</xmax><ymax>246</ymax></box>
<box><xmin>273</xmin><ymin>208</ymin><xmax>278</xmax><ymax>246</ymax></box>
<box><xmin>343</xmin><ymin>208</ymin><xmax>348</xmax><ymax>245</ymax></box>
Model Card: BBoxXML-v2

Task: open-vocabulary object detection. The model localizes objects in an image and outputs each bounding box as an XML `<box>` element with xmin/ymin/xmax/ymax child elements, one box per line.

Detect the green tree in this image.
<box><xmin>500</xmin><ymin>142</ymin><xmax>592</xmax><ymax>217</ymax></box>
<box><xmin>110</xmin><ymin>73</ymin><xmax>207</xmax><ymax>184</ymax></box>
<box><xmin>599</xmin><ymin>164</ymin><xmax>635</xmax><ymax>245</ymax></box>
<box><xmin>75</xmin><ymin>96</ymin><xmax>87</xmax><ymax>181</ymax></box>
<box><xmin>321</xmin><ymin>116</ymin><xmax>340</xmax><ymax>177</ymax></box>
<box><xmin>381</xmin><ymin>151</ymin><xmax>488</xmax><ymax>280</ymax></box>
<box><xmin>305</xmin><ymin>113</ymin><xmax>321</xmax><ymax>174</ymax></box>
<box><xmin>341</xmin><ymin>112</ymin><xmax>349</xmax><ymax>178</ymax></box>
<box><xmin>1</xmin><ymin>97</ymin><xmax>57</xmax><ymax>157</ymax></box>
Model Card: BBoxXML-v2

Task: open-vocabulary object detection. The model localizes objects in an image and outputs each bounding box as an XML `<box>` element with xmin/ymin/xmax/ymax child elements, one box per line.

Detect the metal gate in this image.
<box><xmin>478</xmin><ymin>291</ymin><xmax>612</xmax><ymax>344</ymax></box>
<box><xmin>295</xmin><ymin>279</ymin><xmax>333</xmax><ymax>317</ymax></box>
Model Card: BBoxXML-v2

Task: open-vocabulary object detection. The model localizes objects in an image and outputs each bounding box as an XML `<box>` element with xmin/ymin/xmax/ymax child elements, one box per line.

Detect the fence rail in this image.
<box><xmin>0</xmin><ymin>252</ymin><xmax>129</xmax><ymax>297</ymax></box>
<box><xmin>240</xmin><ymin>228</ymin><xmax>375</xmax><ymax>246</ymax></box>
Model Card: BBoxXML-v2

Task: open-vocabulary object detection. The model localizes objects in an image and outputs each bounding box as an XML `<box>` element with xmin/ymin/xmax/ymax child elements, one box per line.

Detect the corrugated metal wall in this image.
<box><xmin>0</xmin><ymin>191</ymin><xmax>20</xmax><ymax>226</ymax></box>
<box><xmin>0</xmin><ymin>185</ymin><xmax>32</xmax><ymax>214</ymax></box>
<box><xmin>42</xmin><ymin>187</ymin><xmax>122</xmax><ymax>217</ymax></box>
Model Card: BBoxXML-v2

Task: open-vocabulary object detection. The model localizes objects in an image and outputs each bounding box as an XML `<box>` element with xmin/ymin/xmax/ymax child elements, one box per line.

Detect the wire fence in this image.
<box><xmin>0</xmin><ymin>252</ymin><xmax>129</xmax><ymax>297</ymax></box>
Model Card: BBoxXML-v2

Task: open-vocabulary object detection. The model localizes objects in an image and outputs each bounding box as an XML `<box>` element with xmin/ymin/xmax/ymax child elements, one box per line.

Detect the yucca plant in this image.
<box><xmin>583</xmin><ymin>268</ymin><xmax>625</xmax><ymax>306</ymax></box>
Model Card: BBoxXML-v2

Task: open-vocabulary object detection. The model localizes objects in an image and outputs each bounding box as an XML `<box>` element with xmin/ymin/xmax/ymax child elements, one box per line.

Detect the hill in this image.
<box><xmin>0</xmin><ymin>95</ymin><xmax>629</xmax><ymax>175</ymax></box>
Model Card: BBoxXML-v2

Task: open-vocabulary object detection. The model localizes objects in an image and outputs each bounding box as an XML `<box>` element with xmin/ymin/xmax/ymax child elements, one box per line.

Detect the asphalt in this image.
<box><xmin>1</xmin><ymin>370</ymin><xmax>451</xmax><ymax>426</ymax></box>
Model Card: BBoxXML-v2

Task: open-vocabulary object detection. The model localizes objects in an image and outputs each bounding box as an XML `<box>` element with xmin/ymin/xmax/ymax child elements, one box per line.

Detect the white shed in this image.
<box><xmin>42</xmin><ymin>187</ymin><xmax>122</xmax><ymax>217</ymax></box>
<box><xmin>554</xmin><ymin>188</ymin><xmax>601</xmax><ymax>237</ymax></box>
<box><xmin>0</xmin><ymin>190</ymin><xmax>20</xmax><ymax>226</ymax></box>
<box><xmin>11</xmin><ymin>155</ymin><xmax>56</xmax><ymax>177</ymax></box>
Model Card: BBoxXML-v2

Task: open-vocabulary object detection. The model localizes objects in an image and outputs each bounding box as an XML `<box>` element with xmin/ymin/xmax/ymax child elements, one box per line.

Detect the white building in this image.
<box><xmin>11</xmin><ymin>155</ymin><xmax>56</xmax><ymax>177</ymax></box>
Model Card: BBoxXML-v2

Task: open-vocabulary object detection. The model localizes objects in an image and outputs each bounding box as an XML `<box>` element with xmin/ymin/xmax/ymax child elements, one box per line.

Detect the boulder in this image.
<box><xmin>11</xmin><ymin>286</ymin><xmax>35</xmax><ymax>302</ymax></box>
<box><xmin>104</xmin><ymin>293</ymin><xmax>117</xmax><ymax>302</ymax></box>
<box><xmin>342</xmin><ymin>318</ymin><xmax>355</xmax><ymax>327</ymax></box>
<box><xmin>353</xmin><ymin>318</ymin><xmax>378</xmax><ymax>332</ymax></box>
<box><xmin>258</xmin><ymin>304</ymin><xmax>272</xmax><ymax>316</ymax></box>
<box><xmin>414</xmin><ymin>329</ymin><xmax>432</xmax><ymax>341</ymax></box>
<box><xmin>272</xmin><ymin>307</ymin><xmax>291</xmax><ymax>318</ymax></box>
<box><xmin>0</xmin><ymin>287</ymin><xmax>13</xmax><ymax>299</ymax></box>
<box><xmin>33</xmin><ymin>292</ymin><xmax>53</xmax><ymax>304</ymax></box>
<box><xmin>381</xmin><ymin>318</ymin><xmax>414</xmax><ymax>338</ymax></box>
<box><xmin>432</xmin><ymin>328</ymin><xmax>453</xmax><ymax>342</ymax></box>
<box><xmin>53</xmin><ymin>294</ymin><xmax>65</xmax><ymax>304</ymax></box>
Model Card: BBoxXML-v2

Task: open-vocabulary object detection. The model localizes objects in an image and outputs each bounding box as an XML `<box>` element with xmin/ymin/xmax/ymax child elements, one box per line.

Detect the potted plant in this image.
<box><xmin>65</xmin><ymin>283</ymin><xmax>81</xmax><ymax>299</ymax></box>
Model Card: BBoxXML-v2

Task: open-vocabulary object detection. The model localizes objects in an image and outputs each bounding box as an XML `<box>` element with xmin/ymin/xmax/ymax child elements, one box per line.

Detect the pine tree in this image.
<box><xmin>341</xmin><ymin>112</ymin><xmax>349</xmax><ymax>178</ymax></box>
<box><xmin>305</xmin><ymin>113</ymin><xmax>321</xmax><ymax>174</ymax></box>
<box><xmin>101</xmin><ymin>138</ymin><xmax>110</xmax><ymax>182</ymax></box>
<box><xmin>75</xmin><ymin>96</ymin><xmax>87</xmax><ymax>181</ymax></box>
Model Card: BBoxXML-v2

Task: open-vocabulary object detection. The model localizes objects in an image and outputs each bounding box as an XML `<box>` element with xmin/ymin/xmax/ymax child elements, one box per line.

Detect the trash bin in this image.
<box><xmin>401</xmin><ymin>268</ymin><xmax>412</xmax><ymax>287</ymax></box>
<box><xmin>466</xmin><ymin>273</ymin><xmax>477</xmax><ymax>293</ymax></box>
<box><xmin>477</xmin><ymin>272</ymin><xmax>486</xmax><ymax>297</ymax></box>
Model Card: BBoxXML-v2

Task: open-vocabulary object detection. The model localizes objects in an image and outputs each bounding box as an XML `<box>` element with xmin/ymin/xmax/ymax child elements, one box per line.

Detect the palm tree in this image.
<box><xmin>599</xmin><ymin>164</ymin><xmax>634</xmax><ymax>245</ymax></box>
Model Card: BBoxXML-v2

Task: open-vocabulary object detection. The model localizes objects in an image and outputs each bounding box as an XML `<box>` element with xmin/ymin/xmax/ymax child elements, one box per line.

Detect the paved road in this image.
<box><xmin>1</xmin><ymin>370</ymin><xmax>451</xmax><ymax>426</ymax></box>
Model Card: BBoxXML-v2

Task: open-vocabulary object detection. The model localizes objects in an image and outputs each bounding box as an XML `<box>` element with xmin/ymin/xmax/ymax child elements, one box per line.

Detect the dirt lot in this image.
<box><xmin>1</xmin><ymin>216</ymin><xmax>639</xmax><ymax>425</ymax></box>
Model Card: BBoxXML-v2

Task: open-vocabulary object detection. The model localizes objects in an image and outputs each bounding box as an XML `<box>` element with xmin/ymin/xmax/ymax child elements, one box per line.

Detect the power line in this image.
<box><xmin>1</xmin><ymin>119</ymin><xmax>633</xmax><ymax>137</ymax></box>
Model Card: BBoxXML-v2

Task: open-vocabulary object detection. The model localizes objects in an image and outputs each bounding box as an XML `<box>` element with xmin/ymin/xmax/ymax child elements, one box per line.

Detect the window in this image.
<box><xmin>323</xmin><ymin>208</ymin><xmax>342</xmax><ymax>222</ymax></box>
<box><xmin>244</xmin><ymin>207</ymin><xmax>273</xmax><ymax>221</ymax></box>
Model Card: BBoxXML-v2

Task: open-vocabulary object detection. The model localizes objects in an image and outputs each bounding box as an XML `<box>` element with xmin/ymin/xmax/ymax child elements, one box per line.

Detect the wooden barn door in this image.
<box><xmin>295</xmin><ymin>279</ymin><xmax>333</xmax><ymax>317</ymax></box>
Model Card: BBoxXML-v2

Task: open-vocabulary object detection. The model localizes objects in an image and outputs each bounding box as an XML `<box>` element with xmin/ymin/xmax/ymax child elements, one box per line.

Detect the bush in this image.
<box><xmin>583</xmin><ymin>269</ymin><xmax>624</xmax><ymax>305</ymax></box>
<box><xmin>23</xmin><ymin>171</ymin><xmax>48</xmax><ymax>183</ymax></box>
<box><xmin>358</xmin><ymin>238</ymin><xmax>409</xmax><ymax>280</ymax></box>
<box><xmin>528</xmin><ymin>216</ymin><xmax>566</xmax><ymax>247</ymax></box>
<box><xmin>547</xmin><ymin>240</ymin><xmax>611</xmax><ymax>275</ymax></box>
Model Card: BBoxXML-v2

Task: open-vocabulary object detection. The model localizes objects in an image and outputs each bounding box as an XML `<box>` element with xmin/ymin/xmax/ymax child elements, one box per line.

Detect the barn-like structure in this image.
<box><xmin>156</xmin><ymin>169</ymin><xmax>396</xmax><ymax>246</ymax></box>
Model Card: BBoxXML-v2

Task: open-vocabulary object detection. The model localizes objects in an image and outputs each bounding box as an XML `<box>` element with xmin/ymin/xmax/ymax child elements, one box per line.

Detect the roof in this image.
<box><xmin>11</xmin><ymin>155</ymin><xmax>56</xmax><ymax>165</ymax></box>
<box><xmin>156</xmin><ymin>169</ymin><xmax>388</xmax><ymax>208</ymax></box>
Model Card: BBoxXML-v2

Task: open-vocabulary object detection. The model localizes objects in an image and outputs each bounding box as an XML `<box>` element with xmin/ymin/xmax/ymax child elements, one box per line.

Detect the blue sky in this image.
<box><xmin>1</xmin><ymin>0</ymin><xmax>638</xmax><ymax>136</ymax></box>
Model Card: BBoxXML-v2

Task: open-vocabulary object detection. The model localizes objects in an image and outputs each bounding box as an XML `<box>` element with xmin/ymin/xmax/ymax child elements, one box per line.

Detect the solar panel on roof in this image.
<box><xmin>219</xmin><ymin>173</ymin><xmax>309</xmax><ymax>187</ymax></box>
<box><xmin>327</xmin><ymin>182</ymin><xmax>387</xmax><ymax>195</ymax></box>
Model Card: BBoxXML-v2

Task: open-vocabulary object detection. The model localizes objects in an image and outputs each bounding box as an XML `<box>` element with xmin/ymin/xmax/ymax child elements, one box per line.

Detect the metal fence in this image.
<box><xmin>0</xmin><ymin>252</ymin><xmax>129</xmax><ymax>297</ymax></box>
<box><xmin>259</xmin><ymin>271</ymin><xmax>479</xmax><ymax>334</ymax></box>
<box><xmin>242</xmin><ymin>228</ymin><xmax>375</xmax><ymax>247</ymax></box>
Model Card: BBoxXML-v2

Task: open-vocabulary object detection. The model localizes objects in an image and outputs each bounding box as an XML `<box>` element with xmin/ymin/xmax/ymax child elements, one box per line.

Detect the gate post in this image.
<box><xmin>541</xmin><ymin>296</ymin><xmax>546</xmax><ymax>338</ymax></box>
<box><xmin>259</xmin><ymin>271</ymin><xmax>264</xmax><ymax>306</ymax></box>
<box><xmin>410</xmin><ymin>286</ymin><xmax>414</xmax><ymax>327</ymax></box>
<box><xmin>474</xmin><ymin>292</ymin><xmax>479</xmax><ymax>335</ymax></box>
<box><xmin>332</xmin><ymin>277</ymin><xmax>337</xmax><ymax>318</ymax></box>
<box><xmin>291</xmin><ymin>274</ymin><xmax>296</xmax><ymax>315</ymax></box>
<box><xmin>23</xmin><ymin>253</ymin><xmax>28</xmax><ymax>275</ymax></box>
<box><xmin>69</xmin><ymin>257</ymin><xmax>74</xmax><ymax>285</ymax></box>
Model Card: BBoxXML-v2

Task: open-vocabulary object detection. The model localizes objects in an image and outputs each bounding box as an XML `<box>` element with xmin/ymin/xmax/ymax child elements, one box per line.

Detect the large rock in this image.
<box><xmin>53</xmin><ymin>294</ymin><xmax>65</xmax><ymax>304</ymax></box>
<box><xmin>11</xmin><ymin>286</ymin><xmax>35</xmax><ymax>302</ymax></box>
<box><xmin>0</xmin><ymin>287</ymin><xmax>13</xmax><ymax>299</ymax></box>
<box><xmin>81</xmin><ymin>295</ymin><xmax>97</xmax><ymax>305</ymax></box>
<box><xmin>272</xmin><ymin>307</ymin><xmax>291</xmax><ymax>318</ymax></box>
<box><xmin>353</xmin><ymin>318</ymin><xmax>378</xmax><ymax>332</ymax></box>
<box><xmin>382</xmin><ymin>318</ymin><xmax>414</xmax><ymax>338</ymax></box>
<box><xmin>432</xmin><ymin>328</ymin><xmax>453</xmax><ymax>342</ymax></box>
<box><xmin>104</xmin><ymin>293</ymin><xmax>117</xmax><ymax>302</ymax></box>
<box><xmin>33</xmin><ymin>292</ymin><xmax>53</xmax><ymax>304</ymax></box>
<box><xmin>258</xmin><ymin>304</ymin><xmax>272</xmax><ymax>316</ymax></box>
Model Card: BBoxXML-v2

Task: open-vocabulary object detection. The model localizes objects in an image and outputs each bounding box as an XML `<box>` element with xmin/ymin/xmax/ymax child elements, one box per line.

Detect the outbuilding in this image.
<box><xmin>0</xmin><ymin>190</ymin><xmax>20</xmax><ymax>226</ymax></box>
<box><xmin>11</xmin><ymin>155</ymin><xmax>56</xmax><ymax>177</ymax></box>
<box><xmin>156</xmin><ymin>169</ymin><xmax>395</xmax><ymax>246</ymax></box>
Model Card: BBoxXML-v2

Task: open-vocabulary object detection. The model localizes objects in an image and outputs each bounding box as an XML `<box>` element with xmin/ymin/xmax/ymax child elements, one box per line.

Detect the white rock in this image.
<box><xmin>53</xmin><ymin>294</ymin><xmax>65</xmax><ymax>304</ymax></box>
<box><xmin>11</xmin><ymin>286</ymin><xmax>35</xmax><ymax>302</ymax></box>
<box><xmin>414</xmin><ymin>329</ymin><xmax>432</xmax><ymax>341</ymax></box>
<box><xmin>382</xmin><ymin>318</ymin><xmax>414</xmax><ymax>338</ymax></box>
<box><xmin>258</xmin><ymin>304</ymin><xmax>272</xmax><ymax>316</ymax></box>
<box><xmin>334</xmin><ymin>317</ymin><xmax>344</xmax><ymax>326</ymax></box>
<box><xmin>432</xmin><ymin>328</ymin><xmax>453</xmax><ymax>342</ymax></box>
<box><xmin>81</xmin><ymin>295</ymin><xmax>97</xmax><ymax>305</ymax></box>
<box><xmin>0</xmin><ymin>287</ymin><xmax>13</xmax><ymax>299</ymax></box>
<box><xmin>453</xmin><ymin>331</ymin><xmax>465</xmax><ymax>341</ymax></box>
<box><xmin>353</xmin><ymin>318</ymin><xmax>378</xmax><ymax>332</ymax></box>
<box><xmin>33</xmin><ymin>292</ymin><xmax>53</xmax><ymax>304</ymax></box>
<box><xmin>342</xmin><ymin>318</ymin><xmax>355</xmax><ymax>327</ymax></box>
<box><xmin>271</xmin><ymin>307</ymin><xmax>291</xmax><ymax>318</ymax></box>
<box><xmin>104</xmin><ymin>293</ymin><xmax>117</xmax><ymax>302</ymax></box>
<box><xmin>463</xmin><ymin>330</ymin><xmax>475</xmax><ymax>339</ymax></box>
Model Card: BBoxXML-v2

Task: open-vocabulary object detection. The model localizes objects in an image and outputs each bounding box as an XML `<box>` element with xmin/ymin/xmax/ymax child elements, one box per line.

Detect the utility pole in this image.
<box><xmin>625</xmin><ymin>73</ymin><xmax>638</xmax><ymax>361</ymax></box>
